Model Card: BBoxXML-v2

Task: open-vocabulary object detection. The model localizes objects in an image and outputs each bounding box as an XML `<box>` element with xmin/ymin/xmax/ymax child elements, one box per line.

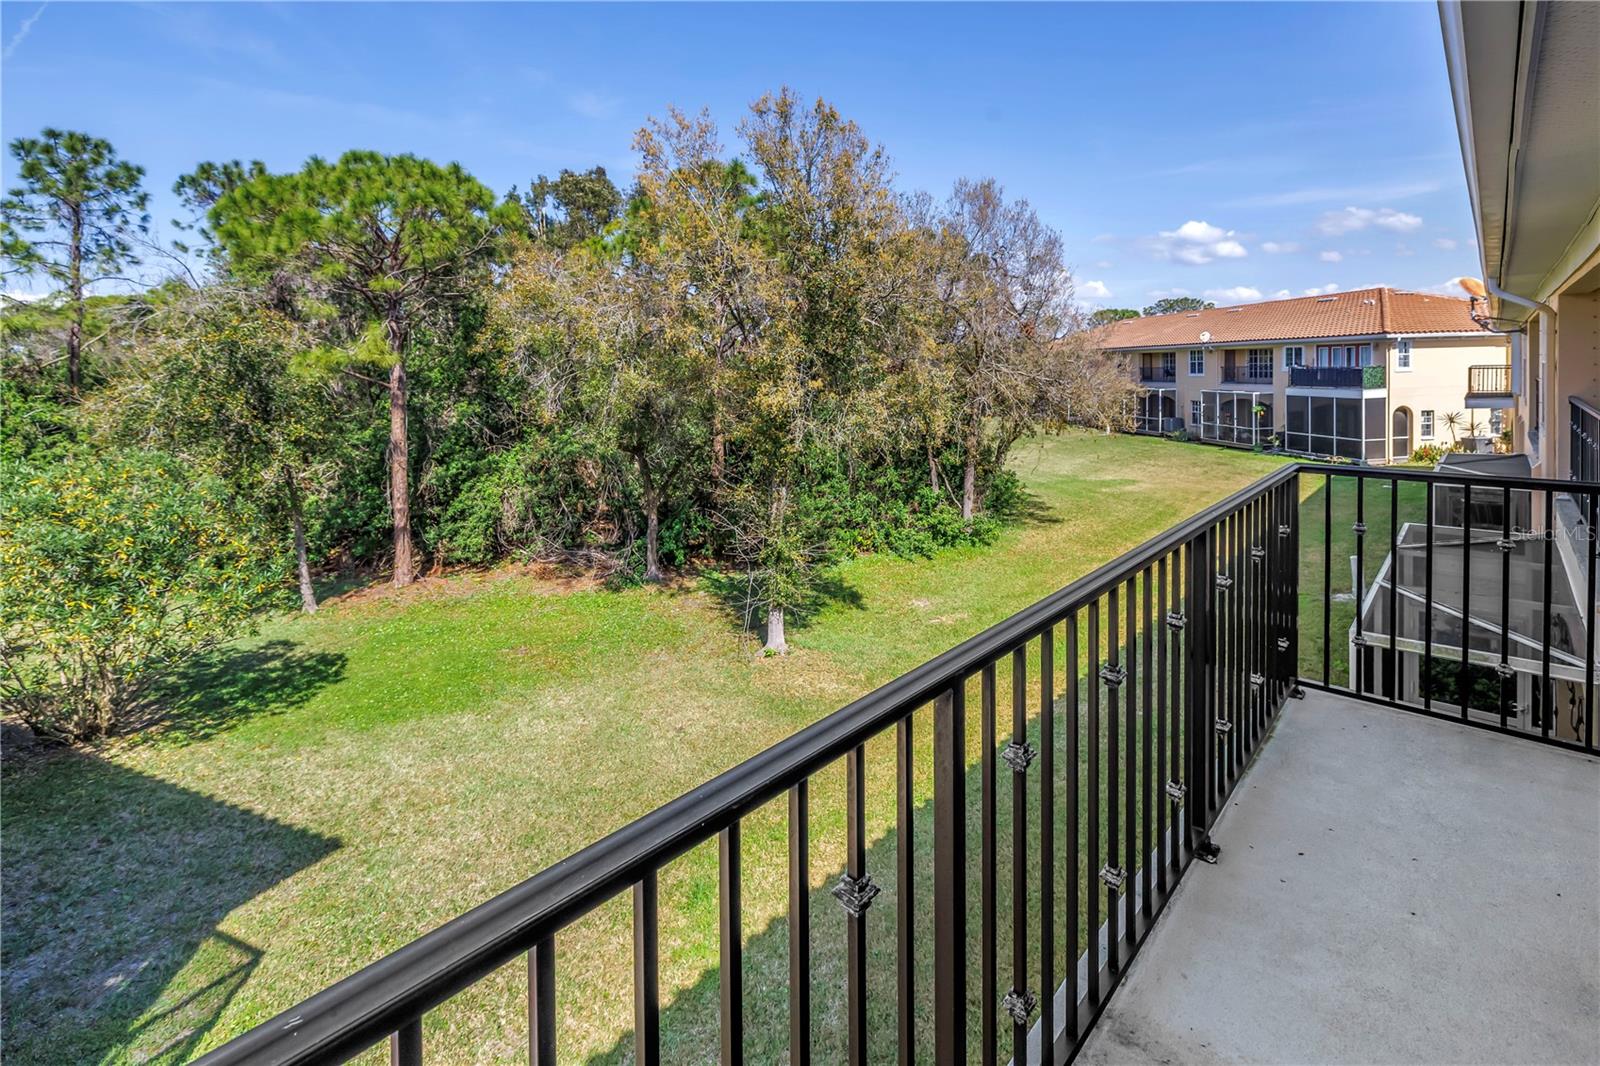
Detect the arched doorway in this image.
<box><xmin>1391</xmin><ymin>406</ymin><xmax>1413</xmax><ymax>461</ymax></box>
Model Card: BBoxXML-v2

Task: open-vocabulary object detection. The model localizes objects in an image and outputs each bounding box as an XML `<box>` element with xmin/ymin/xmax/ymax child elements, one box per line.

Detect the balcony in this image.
<box><xmin>1289</xmin><ymin>365</ymin><xmax>1386</xmax><ymax>389</ymax></box>
<box><xmin>196</xmin><ymin>463</ymin><xmax>1598</xmax><ymax>1066</ymax></box>
<box><xmin>1219</xmin><ymin>366</ymin><xmax>1273</xmax><ymax>385</ymax></box>
<box><xmin>1467</xmin><ymin>364</ymin><xmax>1514</xmax><ymax>408</ymax></box>
<box><xmin>1138</xmin><ymin>366</ymin><xmax>1176</xmax><ymax>383</ymax></box>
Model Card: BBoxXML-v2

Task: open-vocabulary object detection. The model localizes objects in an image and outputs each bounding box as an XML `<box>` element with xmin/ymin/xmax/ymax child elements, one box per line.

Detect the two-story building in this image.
<box><xmin>1102</xmin><ymin>287</ymin><xmax>1512</xmax><ymax>463</ymax></box>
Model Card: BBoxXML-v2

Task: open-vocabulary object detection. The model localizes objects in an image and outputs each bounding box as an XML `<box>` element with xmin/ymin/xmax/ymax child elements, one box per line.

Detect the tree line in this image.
<box><xmin>0</xmin><ymin>90</ymin><xmax>1139</xmax><ymax>740</ymax></box>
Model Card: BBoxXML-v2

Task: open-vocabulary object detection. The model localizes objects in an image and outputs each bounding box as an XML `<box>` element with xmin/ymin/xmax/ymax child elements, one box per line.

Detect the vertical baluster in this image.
<box><xmin>1173</xmin><ymin>543</ymin><xmax>1188</xmax><ymax>861</ymax></box>
<box><xmin>1499</xmin><ymin>486</ymin><xmax>1513</xmax><ymax>730</ymax></box>
<box><xmin>1389</xmin><ymin>477</ymin><xmax>1400</xmax><ymax>701</ymax></box>
<box><xmin>720</xmin><ymin>823</ymin><xmax>743</xmax><ymax>1066</ymax></box>
<box><xmin>528</xmin><ymin>937</ymin><xmax>555</xmax><ymax>1066</ymax></box>
<box><xmin>844</xmin><ymin>744</ymin><xmax>869</xmax><ymax>1066</ymax></box>
<box><xmin>933</xmin><ymin>683</ymin><xmax>967</xmax><ymax>1065</ymax></box>
<box><xmin>1105</xmin><ymin>586</ymin><xmax>1121</xmax><ymax>973</ymax></box>
<box><xmin>1122</xmin><ymin>577</ymin><xmax>1136</xmax><ymax>949</ymax></box>
<box><xmin>1587</xmin><ymin>493</ymin><xmax>1597</xmax><ymax>752</ymax></box>
<box><xmin>1086</xmin><ymin>601</ymin><xmax>1101</xmax><ymax>1004</ymax></box>
<box><xmin>1461</xmin><ymin>481</ymin><xmax>1473</xmax><ymax>721</ymax></box>
<box><xmin>1140</xmin><ymin>567</ymin><xmax>1153</xmax><ymax>921</ymax></box>
<box><xmin>896</xmin><ymin>717</ymin><xmax>914</xmax><ymax>1066</ymax></box>
<box><xmin>1155</xmin><ymin>557</ymin><xmax>1169</xmax><ymax>896</ymax></box>
<box><xmin>1355</xmin><ymin>477</ymin><xmax>1367</xmax><ymax>695</ymax></box>
<box><xmin>788</xmin><ymin>782</ymin><xmax>810</xmax><ymax>1066</ymax></box>
<box><xmin>1290</xmin><ymin>473</ymin><xmax>1303</xmax><ymax>703</ymax></box>
<box><xmin>1424</xmin><ymin>482</ymin><xmax>1435</xmax><ymax>713</ymax></box>
<box><xmin>1540</xmin><ymin>489</ymin><xmax>1554</xmax><ymax>739</ymax></box>
<box><xmin>391</xmin><ymin>1019</ymin><xmax>422</xmax><ymax>1066</ymax></box>
<box><xmin>1038</xmin><ymin>626</ymin><xmax>1055</xmax><ymax>1059</ymax></box>
<box><xmin>1323</xmin><ymin>473</ymin><xmax>1333</xmax><ymax>686</ymax></box>
<box><xmin>634</xmin><ymin>873</ymin><xmax>660</xmax><ymax>1066</ymax></box>
<box><xmin>1008</xmin><ymin>648</ymin><xmax>1031</xmax><ymax>1063</ymax></box>
<box><xmin>1222</xmin><ymin>512</ymin><xmax>1236</xmax><ymax>785</ymax></box>
<box><xmin>1064</xmin><ymin>610</ymin><xmax>1081</xmax><ymax>1043</ymax></box>
<box><xmin>980</xmin><ymin>663</ymin><xmax>997</xmax><ymax>1066</ymax></box>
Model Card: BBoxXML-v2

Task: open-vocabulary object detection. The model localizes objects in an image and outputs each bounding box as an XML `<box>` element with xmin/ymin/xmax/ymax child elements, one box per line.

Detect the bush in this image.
<box><xmin>1410</xmin><ymin>443</ymin><xmax>1448</xmax><ymax>465</ymax></box>
<box><xmin>0</xmin><ymin>451</ymin><xmax>282</xmax><ymax>741</ymax></box>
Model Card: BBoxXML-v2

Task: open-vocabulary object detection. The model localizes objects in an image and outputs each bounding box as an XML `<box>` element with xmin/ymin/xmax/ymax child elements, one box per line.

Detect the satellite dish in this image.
<box><xmin>1199</xmin><ymin>330</ymin><xmax>1212</xmax><ymax>343</ymax></box>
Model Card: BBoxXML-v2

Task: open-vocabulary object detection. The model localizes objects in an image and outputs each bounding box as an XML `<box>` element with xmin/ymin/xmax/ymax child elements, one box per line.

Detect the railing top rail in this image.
<box><xmin>197</xmin><ymin>462</ymin><xmax>1300</xmax><ymax>1066</ymax></box>
<box><xmin>1295</xmin><ymin>461</ymin><xmax>1600</xmax><ymax>494</ymax></box>
<box><xmin>1571</xmin><ymin>395</ymin><xmax>1600</xmax><ymax>420</ymax></box>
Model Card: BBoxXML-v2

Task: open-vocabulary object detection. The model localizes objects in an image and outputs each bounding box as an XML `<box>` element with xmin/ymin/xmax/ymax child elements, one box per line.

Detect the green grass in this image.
<box><xmin>1</xmin><ymin>432</ymin><xmax>1286</xmax><ymax>1065</ymax></box>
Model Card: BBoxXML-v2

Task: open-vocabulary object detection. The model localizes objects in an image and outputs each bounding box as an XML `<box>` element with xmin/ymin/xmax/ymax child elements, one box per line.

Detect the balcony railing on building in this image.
<box><xmin>1288</xmin><ymin>365</ymin><xmax>1386</xmax><ymax>390</ymax></box>
<box><xmin>1571</xmin><ymin>397</ymin><xmax>1599</xmax><ymax>485</ymax></box>
<box><xmin>193</xmin><ymin>463</ymin><xmax>1597</xmax><ymax>1066</ymax></box>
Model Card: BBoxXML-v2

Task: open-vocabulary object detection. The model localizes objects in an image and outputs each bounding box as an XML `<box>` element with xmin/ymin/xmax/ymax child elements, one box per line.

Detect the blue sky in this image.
<box><xmin>2</xmin><ymin>1</ymin><xmax>1477</xmax><ymax>307</ymax></box>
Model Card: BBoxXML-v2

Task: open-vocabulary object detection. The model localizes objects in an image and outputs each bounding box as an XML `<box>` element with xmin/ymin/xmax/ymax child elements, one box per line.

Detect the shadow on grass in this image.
<box><xmin>0</xmin><ymin>753</ymin><xmax>338</xmax><ymax>1065</ymax></box>
<box><xmin>698</xmin><ymin>570</ymin><xmax>867</xmax><ymax>644</ymax></box>
<box><xmin>133</xmin><ymin>639</ymin><xmax>347</xmax><ymax>746</ymax></box>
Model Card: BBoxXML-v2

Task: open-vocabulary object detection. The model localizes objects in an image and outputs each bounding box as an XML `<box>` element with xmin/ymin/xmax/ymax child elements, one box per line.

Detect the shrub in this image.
<box><xmin>0</xmin><ymin>451</ymin><xmax>282</xmax><ymax>741</ymax></box>
<box><xmin>1410</xmin><ymin>443</ymin><xmax>1448</xmax><ymax>465</ymax></box>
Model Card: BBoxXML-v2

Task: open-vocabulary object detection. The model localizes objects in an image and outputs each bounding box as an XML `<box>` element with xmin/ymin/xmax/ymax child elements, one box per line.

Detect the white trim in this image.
<box><xmin>1188</xmin><ymin>349</ymin><xmax>1205</xmax><ymax>376</ymax></box>
<box><xmin>1395</xmin><ymin>338</ymin><xmax>1413</xmax><ymax>372</ymax></box>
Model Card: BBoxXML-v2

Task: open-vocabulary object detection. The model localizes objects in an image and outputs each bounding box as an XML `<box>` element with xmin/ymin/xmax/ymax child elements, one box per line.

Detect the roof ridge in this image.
<box><xmin>1378</xmin><ymin>287</ymin><xmax>1392</xmax><ymax>332</ymax></box>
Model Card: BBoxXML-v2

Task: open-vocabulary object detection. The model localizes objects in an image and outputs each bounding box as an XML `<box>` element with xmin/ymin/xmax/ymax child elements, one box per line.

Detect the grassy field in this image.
<box><xmin>1</xmin><ymin>432</ymin><xmax>1288</xmax><ymax>1065</ymax></box>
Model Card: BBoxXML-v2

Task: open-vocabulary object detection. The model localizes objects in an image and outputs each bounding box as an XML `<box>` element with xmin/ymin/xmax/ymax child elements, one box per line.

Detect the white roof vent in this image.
<box><xmin>1316</xmin><ymin>296</ymin><xmax>1337</xmax><ymax>303</ymax></box>
<box><xmin>1185</xmin><ymin>313</ymin><xmax>1201</xmax><ymax>318</ymax></box>
<box><xmin>1362</xmin><ymin>298</ymin><xmax>1376</xmax><ymax>305</ymax></box>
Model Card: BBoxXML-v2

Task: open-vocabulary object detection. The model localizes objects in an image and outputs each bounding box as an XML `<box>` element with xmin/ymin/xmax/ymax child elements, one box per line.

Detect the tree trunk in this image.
<box><xmin>636</xmin><ymin>453</ymin><xmax>663</xmax><ymax>582</ymax></box>
<box><xmin>928</xmin><ymin>442</ymin><xmax>939</xmax><ymax>491</ymax></box>
<box><xmin>386</xmin><ymin>316</ymin><xmax>415</xmax><ymax>587</ymax></box>
<box><xmin>286</xmin><ymin>471</ymin><xmax>318</xmax><ymax>613</ymax></box>
<box><xmin>67</xmin><ymin>203</ymin><xmax>84</xmax><ymax>396</ymax></box>
<box><xmin>961</xmin><ymin>413</ymin><xmax>979</xmax><ymax>520</ymax></box>
<box><xmin>764</xmin><ymin>606</ymin><xmax>787</xmax><ymax>655</ymax></box>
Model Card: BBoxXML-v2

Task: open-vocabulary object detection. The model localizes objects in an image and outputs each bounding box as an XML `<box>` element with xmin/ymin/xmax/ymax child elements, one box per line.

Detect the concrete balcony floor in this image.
<box><xmin>1079</xmin><ymin>690</ymin><xmax>1600</xmax><ymax>1065</ymax></box>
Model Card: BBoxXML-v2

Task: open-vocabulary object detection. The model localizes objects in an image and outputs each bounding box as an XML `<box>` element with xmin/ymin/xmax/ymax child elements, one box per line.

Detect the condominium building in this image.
<box><xmin>1103</xmin><ymin>287</ymin><xmax>1512</xmax><ymax>462</ymax></box>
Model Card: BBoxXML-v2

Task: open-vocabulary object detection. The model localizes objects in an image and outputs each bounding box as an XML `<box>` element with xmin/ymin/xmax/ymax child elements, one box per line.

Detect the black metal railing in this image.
<box><xmin>1289</xmin><ymin>367</ymin><xmax>1363</xmax><ymax>388</ymax></box>
<box><xmin>1220</xmin><ymin>366</ymin><xmax>1272</xmax><ymax>384</ymax></box>
<box><xmin>1139</xmin><ymin>367</ymin><xmax>1177</xmax><ymax>383</ymax></box>
<box><xmin>1133</xmin><ymin>415</ymin><xmax>1183</xmax><ymax>435</ymax></box>
<box><xmin>196</xmin><ymin>467</ymin><xmax>1306</xmax><ymax>1066</ymax></box>
<box><xmin>1468</xmin><ymin>364</ymin><xmax>1512</xmax><ymax>396</ymax></box>
<box><xmin>1572</xmin><ymin>398</ymin><xmax>1600</xmax><ymax>485</ymax></box>
<box><xmin>1300</xmin><ymin>463</ymin><xmax>1596</xmax><ymax>755</ymax></box>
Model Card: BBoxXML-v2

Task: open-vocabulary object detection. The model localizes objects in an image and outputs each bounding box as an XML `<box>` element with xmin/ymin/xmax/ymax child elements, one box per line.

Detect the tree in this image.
<box><xmin>1142</xmin><ymin>296</ymin><xmax>1213</xmax><ymax>316</ymax></box>
<box><xmin>0</xmin><ymin>450</ymin><xmax>280</xmax><ymax>740</ymax></box>
<box><xmin>210</xmin><ymin>151</ymin><xmax>520</xmax><ymax>586</ymax></box>
<box><xmin>1</xmin><ymin>129</ymin><xmax>149</xmax><ymax>394</ymax></box>
<box><xmin>171</xmin><ymin>159</ymin><xmax>269</xmax><ymax>260</ymax></box>
<box><xmin>107</xmin><ymin>291</ymin><xmax>339</xmax><ymax>612</ymax></box>
<box><xmin>1089</xmin><ymin>307</ymin><xmax>1141</xmax><ymax>326</ymax></box>
<box><xmin>523</xmin><ymin>166</ymin><xmax>623</xmax><ymax>249</ymax></box>
<box><xmin>930</xmin><ymin>177</ymin><xmax>1076</xmax><ymax>519</ymax></box>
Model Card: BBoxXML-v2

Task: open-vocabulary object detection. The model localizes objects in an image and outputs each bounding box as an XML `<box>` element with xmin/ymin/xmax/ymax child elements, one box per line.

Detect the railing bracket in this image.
<box><xmin>1249</xmin><ymin>672</ymin><xmax>1265</xmax><ymax>689</ymax></box>
<box><xmin>1289</xmin><ymin>684</ymin><xmax>1306</xmax><ymax>699</ymax></box>
<box><xmin>1250</xmin><ymin>546</ymin><xmax>1265</xmax><ymax>562</ymax></box>
<box><xmin>1351</xmin><ymin>634</ymin><xmax>1368</xmax><ymax>647</ymax></box>
<box><xmin>1098</xmin><ymin>865</ymin><xmax>1127</xmax><ymax>892</ymax></box>
<box><xmin>1494</xmin><ymin>661</ymin><xmax>1515</xmax><ymax>679</ymax></box>
<box><xmin>1277</xmin><ymin>523</ymin><xmax>1291</xmax><ymax>537</ymax></box>
<box><xmin>1099</xmin><ymin>664</ymin><xmax>1127</xmax><ymax>687</ymax></box>
<box><xmin>1000</xmin><ymin>740</ymin><xmax>1037</xmax><ymax>774</ymax></box>
<box><xmin>1214</xmin><ymin>717</ymin><xmax>1234</xmax><ymax>735</ymax></box>
<box><xmin>1165</xmin><ymin>611</ymin><xmax>1187</xmax><ymax>631</ymax></box>
<box><xmin>1196</xmin><ymin>837</ymin><xmax>1222</xmax><ymax>864</ymax></box>
<box><xmin>1352</xmin><ymin>522</ymin><xmax>1367</xmax><ymax>536</ymax></box>
<box><xmin>1165</xmin><ymin>780</ymin><xmax>1186</xmax><ymax>804</ymax></box>
<box><xmin>1497</xmin><ymin>538</ymin><xmax>1515</xmax><ymax>552</ymax></box>
<box><xmin>1001</xmin><ymin>988</ymin><xmax>1037</xmax><ymax>1025</ymax></box>
<box><xmin>831</xmin><ymin>873</ymin><xmax>880</xmax><ymax>918</ymax></box>
<box><xmin>1276</xmin><ymin>637</ymin><xmax>1290</xmax><ymax>652</ymax></box>
<box><xmin>1215</xmin><ymin>573</ymin><xmax>1234</xmax><ymax>591</ymax></box>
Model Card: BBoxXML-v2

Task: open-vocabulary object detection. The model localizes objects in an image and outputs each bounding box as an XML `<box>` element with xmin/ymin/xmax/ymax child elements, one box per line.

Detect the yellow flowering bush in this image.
<box><xmin>0</xmin><ymin>450</ymin><xmax>282</xmax><ymax>740</ymax></box>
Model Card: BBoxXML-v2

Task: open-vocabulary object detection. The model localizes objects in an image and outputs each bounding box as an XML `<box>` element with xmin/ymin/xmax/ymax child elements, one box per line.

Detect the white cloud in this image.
<box><xmin>1273</xmin><ymin>289</ymin><xmax>1293</xmax><ymax>299</ymax></box>
<box><xmin>1319</xmin><ymin>250</ymin><xmax>1343</xmax><ymax>263</ymax></box>
<box><xmin>1145</xmin><ymin>287</ymin><xmax>1192</xmax><ymax>300</ymax></box>
<box><xmin>1081</xmin><ymin>280</ymin><xmax>1112</xmax><ymax>299</ymax></box>
<box><xmin>1148</xmin><ymin>220</ymin><xmax>1248</xmax><ymax>266</ymax></box>
<box><xmin>1261</xmin><ymin>241</ymin><xmax>1301</xmax><ymax>254</ymax></box>
<box><xmin>1204</xmin><ymin>286</ymin><xmax>1264</xmax><ymax>304</ymax></box>
<box><xmin>1302</xmin><ymin>283</ymin><xmax>1340</xmax><ymax>296</ymax></box>
<box><xmin>567</xmin><ymin>90</ymin><xmax>621</xmax><ymax>120</ymax></box>
<box><xmin>4</xmin><ymin>3</ymin><xmax>47</xmax><ymax>60</ymax></box>
<box><xmin>1317</xmin><ymin>206</ymin><xmax>1423</xmax><ymax>236</ymax></box>
<box><xmin>2</xmin><ymin>289</ymin><xmax>50</xmax><ymax>305</ymax></box>
<box><xmin>1433</xmin><ymin>237</ymin><xmax>1458</xmax><ymax>251</ymax></box>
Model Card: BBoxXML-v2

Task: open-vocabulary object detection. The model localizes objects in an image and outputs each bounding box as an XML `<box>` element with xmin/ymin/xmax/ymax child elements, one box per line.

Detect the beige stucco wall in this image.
<box><xmin>1122</xmin><ymin>332</ymin><xmax>1512</xmax><ymax>462</ymax></box>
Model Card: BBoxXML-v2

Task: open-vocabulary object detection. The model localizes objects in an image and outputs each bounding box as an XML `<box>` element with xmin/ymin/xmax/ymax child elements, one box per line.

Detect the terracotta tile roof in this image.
<box><xmin>1099</xmin><ymin>287</ymin><xmax>1491</xmax><ymax>350</ymax></box>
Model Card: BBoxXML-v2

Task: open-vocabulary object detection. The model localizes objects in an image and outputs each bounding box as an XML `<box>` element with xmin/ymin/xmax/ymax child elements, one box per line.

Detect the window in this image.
<box><xmin>1283</xmin><ymin>345</ymin><xmax>1304</xmax><ymax>370</ymax></box>
<box><xmin>1396</xmin><ymin>338</ymin><xmax>1412</xmax><ymax>371</ymax></box>
<box><xmin>1314</xmin><ymin>343</ymin><xmax>1375</xmax><ymax>368</ymax></box>
<box><xmin>1191</xmin><ymin>398</ymin><xmax>1202</xmax><ymax>426</ymax></box>
<box><xmin>1420</xmin><ymin>410</ymin><xmax>1434</xmax><ymax>439</ymax></box>
<box><xmin>1163</xmin><ymin>351</ymin><xmax>1177</xmax><ymax>375</ymax></box>
<box><xmin>1247</xmin><ymin>348</ymin><xmax>1274</xmax><ymax>379</ymax></box>
<box><xmin>1188</xmin><ymin>349</ymin><xmax>1205</xmax><ymax>375</ymax></box>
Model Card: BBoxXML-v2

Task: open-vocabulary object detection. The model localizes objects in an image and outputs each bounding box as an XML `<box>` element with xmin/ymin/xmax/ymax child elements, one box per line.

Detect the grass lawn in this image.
<box><xmin>1</xmin><ymin>431</ymin><xmax>1287</xmax><ymax>1065</ymax></box>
